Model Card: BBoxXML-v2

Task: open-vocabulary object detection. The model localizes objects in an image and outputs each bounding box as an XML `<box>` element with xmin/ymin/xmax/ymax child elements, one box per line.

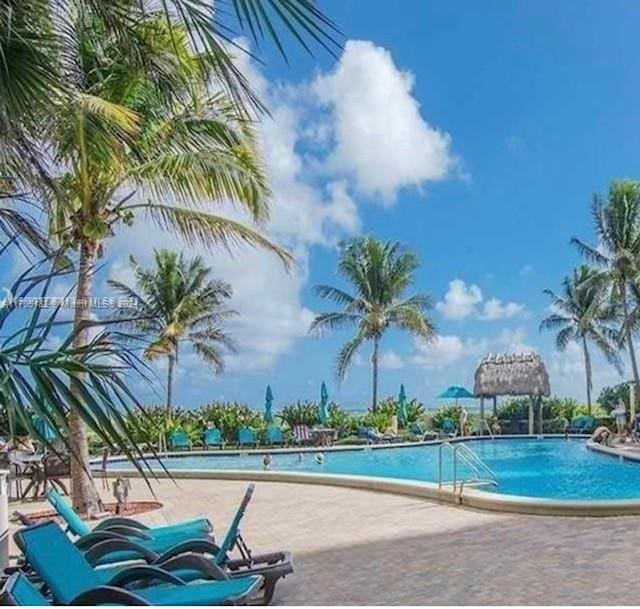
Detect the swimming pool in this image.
<box><xmin>107</xmin><ymin>437</ymin><xmax>640</xmax><ymax>502</ymax></box>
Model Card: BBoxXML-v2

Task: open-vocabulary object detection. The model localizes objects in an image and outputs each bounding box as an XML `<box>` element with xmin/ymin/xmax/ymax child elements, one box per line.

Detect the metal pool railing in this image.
<box><xmin>438</xmin><ymin>441</ymin><xmax>498</xmax><ymax>493</ymax></box>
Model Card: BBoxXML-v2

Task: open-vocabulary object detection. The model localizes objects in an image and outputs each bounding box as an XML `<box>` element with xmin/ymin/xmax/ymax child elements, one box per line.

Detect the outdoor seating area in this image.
<box><xmin>5</xmin><ymin>483</ymin><xmax>293</xmax><ymax>606</ymax></box>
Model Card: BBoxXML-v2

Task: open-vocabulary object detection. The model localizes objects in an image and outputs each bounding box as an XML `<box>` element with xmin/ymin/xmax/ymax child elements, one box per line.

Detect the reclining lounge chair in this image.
<box><xmin>79</xmin><ymin>485</ymin><xmax>293</xmax><ymax>605</ymax></box>
<box><xmin>46</xmin><ymin>488</ymin><xmax>213</xmax><ymax>557</ymax></box>
<box><xmin>13</xmin><ymin>521</ymin><xmax>263</xmax><ymax>606</ymax></box>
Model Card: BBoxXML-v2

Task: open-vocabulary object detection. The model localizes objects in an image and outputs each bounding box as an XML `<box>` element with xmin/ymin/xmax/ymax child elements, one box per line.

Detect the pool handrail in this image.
<box><xmin>438</xmin><ymin>441</ymin><xmax>498</xmax><ymax>493</ymax></box>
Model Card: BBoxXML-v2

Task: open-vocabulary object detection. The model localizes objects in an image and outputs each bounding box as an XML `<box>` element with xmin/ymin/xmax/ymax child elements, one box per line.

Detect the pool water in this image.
<box><xmin>109</xmin><ymin>438</ymin><xmax>640</xmax><ymax>501</ymax></box>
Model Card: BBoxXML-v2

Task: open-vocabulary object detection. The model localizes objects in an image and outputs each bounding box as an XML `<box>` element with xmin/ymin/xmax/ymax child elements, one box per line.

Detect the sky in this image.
<box><xmin>17</xmin><ymin>0</ymin><xmax>640</xmax><ymax>411</ymax></box>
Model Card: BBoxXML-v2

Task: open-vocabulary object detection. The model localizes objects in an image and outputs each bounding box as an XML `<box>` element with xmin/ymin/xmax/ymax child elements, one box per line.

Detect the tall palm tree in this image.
<box><xmin>310</xmin><ymin>237</ymin><xmax>436</xmax><ymax>411</ymax></box>
<box><xmin>540</xmin><ymin>265</ymin><xmax>621</xmax><ymax>413</ymax></box>
<box><xmin>109</xmin><ymin>250</ymin><xmax>236</xmax><ymax>411</ymax></box>
<box><xmin>1</xmin><ymin>0</ymin><xmax>340</xmax><ymax>514</ymax></box>
<box><xmin>571</xmin><ymin>180</ymin><xmax>640</xmax><ymax>413</ymax></box>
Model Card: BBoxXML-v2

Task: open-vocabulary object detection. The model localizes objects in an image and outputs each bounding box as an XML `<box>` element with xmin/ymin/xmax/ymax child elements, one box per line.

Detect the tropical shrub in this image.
<box><xmin>328</xmin><ymin>404</ymin><xmax>359</xmax><ymax>437</ymax></box>
<box><xmin>597</xmin><ymin>383</ymin><xmax>630</xmax><ymax>414</ymax></box>
<box><xmin>125</xmin><ymin>406</ymin><xmax>195</xmax><ymax>445</ymax></box>
<box><xmin>359</xmin><ymin>396</ymin><xmax>425</xmax><ymax>431</ymax></box>
<box><xmin>199</xmin><ymin>402</ymin><xmax>263</xmax><ymax>442</ymax></box>
<box><xmin>278</xmin><ymin>401</ymin><xmax>320</xmax><ymax>428</ymax></box>
<box><xmin>430</xmin><ymin>405</ymin><xmax>464</xmax><ymax>430</ymax></box>
<box><xmin>124</xmin><ymin>402</ymin><xmax>263</xmax><ymax>445</ymax></box>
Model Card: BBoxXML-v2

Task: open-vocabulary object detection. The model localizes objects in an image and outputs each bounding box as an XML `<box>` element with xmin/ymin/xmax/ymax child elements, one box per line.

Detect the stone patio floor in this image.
<box><xmin>11</xmin><ymin>478</ymin><xmax>640</xmax><ymax>605</ymax></box>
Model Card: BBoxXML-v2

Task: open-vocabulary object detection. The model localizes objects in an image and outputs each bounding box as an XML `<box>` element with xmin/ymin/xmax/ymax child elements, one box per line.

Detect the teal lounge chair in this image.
<box><xmin>14</xmin><ymin>521</ymin><xmax>262</xmax><ymax>606</ymax></box>
<box><xmin>84</xmin><ymin>485</ymin><xmax>293</xmax><ymax>605</ymax></box>
<box><xmin>203</xmin><ymin>428</ymin><xmax>224</xmax><ymax>449</ymax></box>
<box><xmin>238</xmin><ymin>427</ymin><xmax>258</xmax><ymax>448</ymax></box>
<box><xmin>440</xmin><ymin>418</ymin><xmax>457</xmax><ymax>437</ymax></box>
<box><xmin>169</xmin><ymin>430</ymin><xmax>192</xmax><ymax>451</ymax></box>
<box><xmin>46</xmin><ymin>488</ymin><xmax>214</xmax><ymax>560</ymax></box>
<box><xmin>0</xmin><ymin>572</ymin><xmax>147</xmax><ymax>606</ymax></box>
<box><xmin>566</xmin><ymin>415</ymin><xmax>596</xmax><ymax>434</ymax></box>
<box><xmin>265</xmin><ymin>426</ymin><xmax>285</xmax><ymax>446</ymax></box>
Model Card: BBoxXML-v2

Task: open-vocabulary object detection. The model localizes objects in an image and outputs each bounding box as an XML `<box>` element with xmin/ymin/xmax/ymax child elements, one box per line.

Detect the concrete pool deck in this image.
<box><xmin>11</xmin><ymin>478</ymin><xmax>640</xmax><ymax>604</ymax></box>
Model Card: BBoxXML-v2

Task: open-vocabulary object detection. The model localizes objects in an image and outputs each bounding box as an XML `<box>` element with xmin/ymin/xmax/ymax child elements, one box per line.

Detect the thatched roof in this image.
<box><xmin>474</xmin><ymin>352</ymin><xmax>550</xmax><ymax>398</ymax></box>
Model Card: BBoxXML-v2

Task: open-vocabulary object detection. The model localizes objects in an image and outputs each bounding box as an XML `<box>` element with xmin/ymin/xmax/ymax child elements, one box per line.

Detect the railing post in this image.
<box><xmin>453</xmin><ymin>448</ymin><xmax>458</xmax><ymax>493</ymax></box>
<box><xmin>0</xmin><ymin>470</ymin><xmax>9</xmax><ymax>570</ymax></box>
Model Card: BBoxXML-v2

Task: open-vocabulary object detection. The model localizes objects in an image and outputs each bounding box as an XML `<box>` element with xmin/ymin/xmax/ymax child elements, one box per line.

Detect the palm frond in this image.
<box><xmin>133</xmin><ymin>203</ymin><xmax>292</xmax><ymax>267</ymax></box>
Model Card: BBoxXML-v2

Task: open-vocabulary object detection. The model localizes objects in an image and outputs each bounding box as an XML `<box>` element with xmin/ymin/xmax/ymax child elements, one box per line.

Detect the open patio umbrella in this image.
<box><xmin>319</xmin><ymin>381</ymin><xmax>330</xmax><ymax>426</ymax></box>
<box><xmin>438</xmin><ymin>385</ymin><xmax>474</xmax><ymax>407</ymax></box>
<box><xmin>397</xmin><ymin>384</ymin><xmax>408</xmax><ymax>426</ymax></box>
<box><xmin>264</xmin><ymin>385</ymin><xmax>274</xmax><ymax>423</ymax></box>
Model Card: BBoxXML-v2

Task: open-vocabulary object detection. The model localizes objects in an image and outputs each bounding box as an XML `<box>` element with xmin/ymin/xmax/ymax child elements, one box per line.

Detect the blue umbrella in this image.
<box><xmin>319</xmin><ymin>381</ymin><xmax>330</xmax><ymax>426</ymax></box>
<box><xmin>397</xmin><ymin>384</ymin><xmax>408</xmax><ymax>426</ymax></box>
<box><xmin>32</xmin><ymin>415</ymin><xmax>56</xmax><ymax>442</ymax></box>
<box><xmin>438</xmin><ymin>385</ymin><xmax>474</xmax><ymax>406</ymax></box>
<box><xmin>264</xmin><ymin>385</ymin><xmax>274</xmax><ymax>423</ymax></box>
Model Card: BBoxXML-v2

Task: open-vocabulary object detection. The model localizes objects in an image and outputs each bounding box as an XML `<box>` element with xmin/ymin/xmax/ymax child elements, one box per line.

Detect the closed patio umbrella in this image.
<box><xmin>319</xmin><ymin>381</ymin><xmax>330</xmax><ymax>426</ymax></box>
<box><xmin>397</xmin><ymin>384</ymin><xmax>408</xmax><ymax>426</ymax></box>
<box><xmin>264</xmin><ymin>385</ymin><xmax>274</xmax><ymax>423</ymax></box>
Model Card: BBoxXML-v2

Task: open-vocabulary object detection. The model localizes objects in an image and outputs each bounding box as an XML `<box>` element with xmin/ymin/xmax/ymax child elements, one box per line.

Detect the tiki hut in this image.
<box><xmin>474</xmin><ymin>352</ymin><xmax>551</xmax><ymax>434</ymax></box>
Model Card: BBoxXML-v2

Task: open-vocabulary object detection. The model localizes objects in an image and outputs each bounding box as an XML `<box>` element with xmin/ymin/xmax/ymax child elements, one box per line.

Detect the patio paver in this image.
<box><xmin>11</xmin><ymin>478</ymin><xmax>640</xmax><ymax>605</ymax></box>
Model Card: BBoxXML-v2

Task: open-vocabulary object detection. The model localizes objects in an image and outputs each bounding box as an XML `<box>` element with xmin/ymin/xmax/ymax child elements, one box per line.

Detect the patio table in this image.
<box><xmin>311</xmin><ymin>427</ymin><xmax>336</xmax><ymax>447</ymax></box>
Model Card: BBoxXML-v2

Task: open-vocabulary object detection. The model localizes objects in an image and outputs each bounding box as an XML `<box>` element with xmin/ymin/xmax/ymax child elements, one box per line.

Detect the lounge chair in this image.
<box><xmin>566</xmin><ymin>415</ymin><xmax>596</xmax><ymax>435</ymax></box>
<box><xmin>238</xmin><ymin>427</ymin><xmax>258</xmax><ymax>448</ymax></box>
<box><xmin>440</xmin><ymin>418</ymin><xmax>457</xmax><ymax>437</ymax></box>
<box><xmin>358</xmin><ymin>426</ymin><xmax>383</xmax><ymax>443</ymax></box>
<box><xmin>0</xmin><ymin>572</ymin><xmax>148</xmax><ymax>606</ymax></box>
<box><xmin>46</xmin><ymin>488</ymin><xmax>213</xmax><ymax>560</ymax></box>
<box><xmin>292</xmin><ymin>425</ymin><xmax>312</xmax><ymax>445</ymax></box>
<box><xmin>14</xmin><ymin>521</ymin><xmax>262</xmax><ymax>606</ymax></box>
<box><xmin>203</xmin><ymin>428</ymin><xmax>224</xmax><ymax>449</ymax></box>
<box><xmin>265</xmin><ymin>426</ymin><xmax>285</xmax><ymax>446</ymax></box>
<box><xmin>168</xmin><ymin>430</ymin><xmax>192</xmax><ymax>451</ymax></box>
<box><xmin>83</xmin><ymin>485</ymin><xmax>293</xmax><ymax>605</ymax></box>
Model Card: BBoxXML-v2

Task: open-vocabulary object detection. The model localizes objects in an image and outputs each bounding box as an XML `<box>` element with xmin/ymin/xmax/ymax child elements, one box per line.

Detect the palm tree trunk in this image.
<box><xmin>621</xmin><ymin>281</ymin><xmax>640</xmax><ymax>412</ymax></box>
<box><xmin>69</xmin><ymin>239</ymin><xmax>102</xmax><ymax>516</ymax></box>
<box><xmin>371</xmin><ymin>336</ymin><xmax>379</xmax><ymax>412</ymax></box>
<box><xmin>582</xmin><ymin>336</ymin><xmax>592</xmax><ymax>415</ymax></box>
<box><xmin>166</xmin><ymin>353</ymin><xmax>175</xmax><ymax>412</ymax></box>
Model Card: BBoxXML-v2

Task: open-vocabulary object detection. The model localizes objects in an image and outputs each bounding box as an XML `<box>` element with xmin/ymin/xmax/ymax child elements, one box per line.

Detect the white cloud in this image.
<box><xmin>104</xmin><ymin>38</ymin><xmax>459</xmax><ymax>384</ymax></box>
<box><xmin>379</xmin><ymin>349</ymin><xmax>404</xmax><ymax>370</ymax></box>
<box><xmin>548</xmin><ymin>341</ymin><xmax>623</xmax><ymax>401</ymax></box>
<box><xmin>436</xmin><ymin>279</ymin><xmax>483</xmax><ymax>320</ymax></box>
<box><xmin>437</xmin><ymin>279</ymin><xmax>527</xmax><ymax>321</ymax></box>
<box><xmin>411</xmin><ymin>327</ymin><xmax>534</xmax><ymax>371</ymax></box>
<box><xmin>479</xmin><ymin>298</ymin><xmax>527</xmax><ymax>321</ymax></box>
<box><xmin>495</xmin><ymin>327</ymin><xmax>534</xmax><ymax>353</ymax></box>
<box><xmin>519</xmin><ymin>264</ymin><xmax>533</xmax><ymax>276</ymax></box>
<box><xmin>412</xmin><ymin>335</ymin><xmax>486</xmax><ymax>369</ymax></box>
<box><xmin>312</xmin><ymin>40</ymin><xmax>455</xmax><ymax>201</ymax></box>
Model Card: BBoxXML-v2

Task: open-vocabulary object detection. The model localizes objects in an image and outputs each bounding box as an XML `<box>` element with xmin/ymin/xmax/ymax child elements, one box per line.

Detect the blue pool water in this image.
<box><xmin>109</xmin><ymin>438</ymin><xmax>640</xmax><ymax>501</ymax></box>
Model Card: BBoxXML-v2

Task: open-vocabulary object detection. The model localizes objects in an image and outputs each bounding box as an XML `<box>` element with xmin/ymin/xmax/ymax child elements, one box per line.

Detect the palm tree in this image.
<box><xmin>109</xmin><ymin>250</ymin><xmax>236</xmax><ymax>411</ymax></box>
<box><xmin>0</xmin><ymin>244</ymin><xmax>152</xmax><ymax>481</ymax></box>
<box><xmin>572</xmin><ymin>180</ymin><xmax>640</xmax><ymax>412</ymax></box>
<box><xmin>310</xmin><ymin>237</ymin><xmax>436</xmax><ymax>411</ymax></box>
<box><xmin>540</xmin><ymin>265</ymin><xmax>621</xmax><ymax>413</ymax></box>
<box><xmin>1</xmin><ymin>0</ymin><xmax>340</xmax><ymax>514</ymax></box>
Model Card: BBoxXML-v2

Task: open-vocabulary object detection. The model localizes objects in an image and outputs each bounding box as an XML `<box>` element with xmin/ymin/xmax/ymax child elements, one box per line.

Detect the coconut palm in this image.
<box><xmin>540</xmin><ymin>265</ymin><xmax>621</xmax><ymax>413</ymax></box>
<box><xmin>310</xmin><ymin>237</ymin><xmax>436</xmax><ymax>411</ymax></box>
<box><xmin>0</xmin><ymin>245</ymin><xmax>152</xmax><ymax>484</ymax></box>
<box><xmin>0</xmin><ymin>0</ymin><xmax>341</xmax><ymax>183</ymax></box>
<box><xmin>1</xmin><ymin>0</ymin><xmax>340</xmax><ymax>514</ymax></box>
<box><xmin>109</xmin><ymin>250</ymin><xmax>236</xmax><ymax>411</ymax></box>
<box><xmin>571</xmin><ymin>180</ymin><xmax>640</xmax><ymax>411</ymax></box>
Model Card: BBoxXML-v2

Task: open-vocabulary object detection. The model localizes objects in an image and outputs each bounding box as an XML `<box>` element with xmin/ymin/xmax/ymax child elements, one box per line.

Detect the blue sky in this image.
<box><xmin>21</xmin><ymin>1</ymin><xmax>640</xmax><ymax>411</ymax></box>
